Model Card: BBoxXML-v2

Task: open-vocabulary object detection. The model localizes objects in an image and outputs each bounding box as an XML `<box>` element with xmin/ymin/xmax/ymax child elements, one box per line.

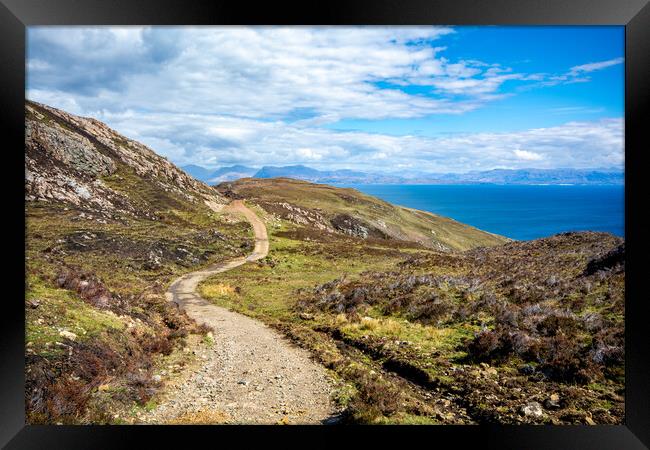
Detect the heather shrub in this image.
<box><xmin>406</xmin><ymin>295</ymin><xmax>453</xmax><ymax>325</ymax></box>
<box><xmin>466</xmin><ymin>329</ymin><xmax>505</xmax><ymax>361</ymax></box>
<box><xmin>538</xmin><ymin>333</ymin><xmax>596</xmax><ymax>383</ymax></box>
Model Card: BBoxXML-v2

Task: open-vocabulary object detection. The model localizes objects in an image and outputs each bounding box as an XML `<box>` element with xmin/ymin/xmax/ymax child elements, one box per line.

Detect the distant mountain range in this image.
<box><xmin>413</xmin><ymin>168</ymin><xmax>625</xmax><ymax>185</ymax></box>
<box><xmin>253</xmin><ymin>165</ymin><xmax>404</xmax><ymax>184</ymax></box>
<box><xmin>182</xmin><ymin>164</ymin><xmax>258</xmax><ymax>183</ymax></box>
<box><xmin>182</xmin><ymin>164</ymin><xmax>624</xmax><ymax>185</ymax></box>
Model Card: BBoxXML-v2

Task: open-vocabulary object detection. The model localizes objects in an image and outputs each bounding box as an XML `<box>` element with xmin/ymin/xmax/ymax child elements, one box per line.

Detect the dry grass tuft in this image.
<box><xmin>201</xmin><ymin>283</ymin><xmax>237</xmax><ymax>297</ymax></box>
<box><xmin>167</xmin><ymin>409</ymin><xmax>230</xmax><ymax>424</ymax></box>
<box><xmin>359</xmin><ymin>316</ymin><xmax>379</xmax><ymax>331</ymax></box>
<box><xmin>334</xmin><ymin>313</ymin><xmax>348</xmax><ymax>325</ymax></box>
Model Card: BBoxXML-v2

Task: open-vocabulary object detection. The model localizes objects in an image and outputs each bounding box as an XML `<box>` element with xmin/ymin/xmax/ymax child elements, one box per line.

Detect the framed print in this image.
<box><xmin>1</xmin><ymin>0</ymin><xmax>649</xmax><ymax>448</ymax></box>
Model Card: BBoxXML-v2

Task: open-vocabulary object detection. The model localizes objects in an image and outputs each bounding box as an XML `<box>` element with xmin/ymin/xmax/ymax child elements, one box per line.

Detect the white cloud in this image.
<box><xmin>569</xmin><ymin>57</ymin><xmax>624</xmax><ymax>76</ymax></box>
<box><xmin>548</xmin><ymin>106</ymin><xmax>605</xmax><ymax>114</ymax></box>
<box><xmin>296</xmin><ymin>148</ymin><xmax>323</xmax><ymax>160</ymax></box>
<box><xmin>58</xmin><ymin>106</ymin><xmax>622</xmax><ymax>172</ymax></box>
<box><xmin>207</xmin><ymin>125</ymin><xmax>257</xmax><ymax>142</ymax></box>
<box><xmin>29</xmin><ymin>26</ymin><xmax>475</xmax><ymax>120</ymax></box>
<box><xmin>514</xmin><ymin>148</ymin><xmax>544</xmax><ymax>161</ymax></box>
<box><xmin>532</xmin><ymin>57</ymin><xmax>624</xmax><ymax>88</ymax></box>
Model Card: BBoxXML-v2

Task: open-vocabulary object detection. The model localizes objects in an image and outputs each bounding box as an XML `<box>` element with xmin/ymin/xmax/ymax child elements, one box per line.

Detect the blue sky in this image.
<box><xmin>26</xmin><ymin>26</ymin><xmax>624</xmax><ymax>173</ymax></box>
<box><xmin>329</xmin><ymin>27</ymin><xmax>623</xmax><ymax>136</ymax></box>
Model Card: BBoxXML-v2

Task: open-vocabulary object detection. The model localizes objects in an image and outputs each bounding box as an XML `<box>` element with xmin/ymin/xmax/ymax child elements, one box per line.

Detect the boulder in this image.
<box><xmin>521</xmin><ymin>401</ymin><xmax>544</xmax><ymax>419</ymax></box>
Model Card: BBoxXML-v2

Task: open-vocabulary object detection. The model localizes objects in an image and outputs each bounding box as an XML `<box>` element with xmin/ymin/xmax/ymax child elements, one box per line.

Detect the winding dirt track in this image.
<box><xmin>149</xmin><ymin>200</ymin><xmax>335</xmax><ymax>424</ymax></box>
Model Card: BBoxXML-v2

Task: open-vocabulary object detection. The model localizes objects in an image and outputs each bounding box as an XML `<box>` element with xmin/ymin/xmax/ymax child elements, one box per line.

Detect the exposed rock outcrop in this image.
<box><xmin>584</xmin><ymin>242</ymin><xmax>625</xmax><ymax>276</ymax></box>
<box><xmin>25</xmin><ymin>101</ymin><xmax>226</xmax><ymax>218</ymax></box>
<box><xmin>330</xmin><ymin>213</ymin><xmax>388</xmax><ymax>239</ymax></box>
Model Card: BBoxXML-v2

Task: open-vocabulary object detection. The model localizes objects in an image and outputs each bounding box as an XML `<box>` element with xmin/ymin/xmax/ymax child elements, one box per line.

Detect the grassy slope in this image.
<box><xmin>217</xmin><ymin>177</ymin><xmax>508</xmax><ymax>251</ymax></box>
<box><xmin>199</xmin><ymin>201</ymin><xmax>625</xmax><ymax>424</ymax></box>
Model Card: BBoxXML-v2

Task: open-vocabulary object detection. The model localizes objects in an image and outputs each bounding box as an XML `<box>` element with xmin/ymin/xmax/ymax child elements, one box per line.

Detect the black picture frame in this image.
<box><xmin>2</xmin><ymin>1</ymin><xmax>648</xmax><ymax>448</ymax></box>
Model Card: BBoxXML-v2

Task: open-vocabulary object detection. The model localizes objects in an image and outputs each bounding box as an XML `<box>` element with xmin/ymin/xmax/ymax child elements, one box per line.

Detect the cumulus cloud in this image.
<box><xmin>28</xmin><ymin>26</ymin><xmax>585</xmax><ymax>120</ymax></box>
<box><xmin>29</xmin><ymin>26</ymin><xmax>470</xmax><ymax>120</ymax></box>
<box><xmin>514</xmin><ymin>148</ymin><xmax>544</xmax><ymax>161</ymax></box>
<box><xmin>27</xmin><ymin>27</ymin><xmax>183</xmax><ymax>95</ymax></box>
<box><xmin>72</xmin><ymin>107</ymin><xmax>622</xmax><ymax>172</ymax></box>
<box><xmin>296</xmin><ymin>148</ymin><xmax>323</xmax><ymax>160</ymax></box>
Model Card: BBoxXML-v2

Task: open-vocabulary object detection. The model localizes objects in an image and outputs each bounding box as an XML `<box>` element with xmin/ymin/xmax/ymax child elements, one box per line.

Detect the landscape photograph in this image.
<box><xmin>25</xmin><ymin>26</ymin><xmax>625</xmax><ymax>425</ymax></box>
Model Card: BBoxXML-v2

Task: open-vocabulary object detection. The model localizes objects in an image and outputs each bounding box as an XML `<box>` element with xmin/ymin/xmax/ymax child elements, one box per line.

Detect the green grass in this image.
<box><xmin>102</xmin><ymin>165</ymin><xmax>189</xmax><ymax>214</ymax></box>
<box><xmin>26</xmin><ymin>275</ymin><xmax>125</xmax><ymax>353</ymax></box>
<box><xmin>199</xmin><ymin>230</ymin><xmax>405</xmax><ymax>320</ymax></box>
<box><xmin>335</xmin><ymin>314</ymin><xmax>474</xmax><ymax>359</ymax></box>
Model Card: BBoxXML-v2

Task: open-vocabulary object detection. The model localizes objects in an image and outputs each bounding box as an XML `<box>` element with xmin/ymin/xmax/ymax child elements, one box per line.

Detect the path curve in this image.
<box><xmin>151</xmin><ymin>200</ymin><xmax>335</xmax><ymax>424</ymax></box>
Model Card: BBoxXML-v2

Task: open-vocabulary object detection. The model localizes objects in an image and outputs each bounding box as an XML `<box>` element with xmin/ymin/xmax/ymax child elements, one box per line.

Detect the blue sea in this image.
<box><xmin>339</xmin><ymin>184</ymin><xmax>624</xmax><ymax>241</ymax></box>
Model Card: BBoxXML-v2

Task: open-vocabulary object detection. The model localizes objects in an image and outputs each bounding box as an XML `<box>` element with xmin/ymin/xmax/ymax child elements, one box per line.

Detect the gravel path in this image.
<box><xmin>143</xmin><ymin>201</ymin><xmax>337</xmax><ymax>424</ymax></box>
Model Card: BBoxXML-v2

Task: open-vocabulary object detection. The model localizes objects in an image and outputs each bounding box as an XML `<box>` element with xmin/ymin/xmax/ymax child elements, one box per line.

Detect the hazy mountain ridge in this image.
<box><xmin>426</xmin><ymin>168</ymin><xmax>625</xmax><ymax>185</ymax></box>
<box><xmin>182</xmin><ymin>164</ymin><xmax>258</xmax><ymax>183</ymax></box>
<box><xmin>185</xmin><ymin>163</ymin><xmax>623</xmax><ymax>185</ymax></box>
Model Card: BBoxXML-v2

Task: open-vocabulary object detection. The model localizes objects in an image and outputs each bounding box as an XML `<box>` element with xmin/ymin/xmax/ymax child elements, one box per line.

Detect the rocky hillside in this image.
<box><xmin>25</xmin><ymin>102</ymin><xmax>251</xmax><ymax>424</ymax></box>
<box><xmin>26</xmin><ymin>101</ymin><xmax>226</xmax><ymax>219</ymax></box>
<box><xmin>216</xmin><ymin>177</ymin><xmax>508</xmax><ymax>251</ymax></box>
